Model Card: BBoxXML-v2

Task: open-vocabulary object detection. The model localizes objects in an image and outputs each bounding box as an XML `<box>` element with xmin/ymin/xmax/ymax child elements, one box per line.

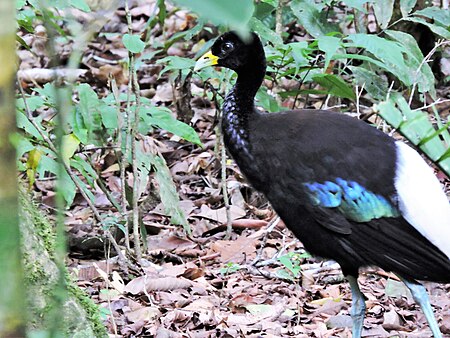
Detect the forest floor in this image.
<box><xmin>17</xmin><ymin>1</ymin><xmax>450</xmax><ymax>337</ymax></box>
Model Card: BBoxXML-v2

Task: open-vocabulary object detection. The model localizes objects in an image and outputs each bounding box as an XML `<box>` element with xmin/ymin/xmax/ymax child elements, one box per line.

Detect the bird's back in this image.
<box><xmin>231</xmin><ymin>109</ymin><xmax>450</xmax><ymax>282</ymax></box>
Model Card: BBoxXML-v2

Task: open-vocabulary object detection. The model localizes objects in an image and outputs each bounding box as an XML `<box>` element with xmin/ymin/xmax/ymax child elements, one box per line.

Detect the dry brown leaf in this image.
<box><xmin>124</xmin><ymin>276</ymin><xmax>192</xmax><ymax>294</ymax></box>
<box><xmin>126</xmin><ymin>306</ymin><xmax>161</xmax><ymax>323</ymax></box>
<box><xmin>210</xmin><ymin>235</ymin><xmax>257</xmax><ymax>263</ymax></box>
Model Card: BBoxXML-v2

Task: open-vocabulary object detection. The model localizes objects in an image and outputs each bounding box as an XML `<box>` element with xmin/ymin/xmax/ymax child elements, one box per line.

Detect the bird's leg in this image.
<box><xmin>346</xmin><ymin>275</ymin><xmax>366</xmax><ymax>338</ymax></box>
<box><xmin>398</xmin><ymin>276</ymin><xmax>442</xmax><ymax>338</ymax></box>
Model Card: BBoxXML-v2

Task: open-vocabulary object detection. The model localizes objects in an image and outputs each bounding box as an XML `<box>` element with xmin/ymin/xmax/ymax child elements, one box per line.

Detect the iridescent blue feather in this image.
<box><xmin>304</xmin><ymin>178</ymin><xmax>400</xmax><ymax>222</ymax></box>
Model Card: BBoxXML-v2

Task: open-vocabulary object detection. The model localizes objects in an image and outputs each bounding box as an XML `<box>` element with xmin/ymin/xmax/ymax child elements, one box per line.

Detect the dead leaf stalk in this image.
<box><xmin>111</xmin><ymin>77</ymin><xmax>131</xmax><ymax>251</ymax></box>
<box><xmin>220</xmin><ymin>133</ymin><xmax>233</xmax><ymax>240</ymax></box>
<box><xmin>125</xmin><ymin>0</ymin><xmax>143</xmax><ymax>262</ymax></box>
<box><xmin>251</xmin><ymin>216</ymin><xmax>281</xmax><ymax>266</ymax></box>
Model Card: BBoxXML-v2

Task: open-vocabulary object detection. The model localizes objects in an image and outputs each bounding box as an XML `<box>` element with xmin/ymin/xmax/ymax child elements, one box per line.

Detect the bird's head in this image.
<box><xmin>194</xmin><ymin>31</ymin><xmax>265</xmax><ymax>73</ymax></box>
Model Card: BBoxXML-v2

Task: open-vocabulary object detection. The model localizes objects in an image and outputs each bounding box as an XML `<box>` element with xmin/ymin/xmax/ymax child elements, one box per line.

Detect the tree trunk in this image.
<box><xmin>19</xmin><ymin>184</ymin><xmax>107</xmax><ymax>337</ymax></box>
<box><xmin>0</xmin><ymin>2</ymin><xmax>26</xmax><ymax>337</ymax></box>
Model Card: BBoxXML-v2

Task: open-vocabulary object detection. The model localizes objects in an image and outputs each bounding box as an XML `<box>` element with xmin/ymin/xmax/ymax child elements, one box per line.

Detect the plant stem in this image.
<box><xmin>125</xmin><ymin>0</ymin><xmax>143</xmax><ymax>262</ymax></box>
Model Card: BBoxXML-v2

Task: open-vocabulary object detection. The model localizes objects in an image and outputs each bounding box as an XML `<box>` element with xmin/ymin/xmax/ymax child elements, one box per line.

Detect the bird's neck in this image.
<box><xmin>221</xmin><ymin>66</ymin><xmax>265</xmax><ymax>158</ymax></box>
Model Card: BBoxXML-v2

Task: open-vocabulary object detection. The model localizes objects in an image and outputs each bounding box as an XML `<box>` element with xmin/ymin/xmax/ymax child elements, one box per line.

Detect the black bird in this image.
<box><xmin>195</xmin><ymin>31</ymin><xmax>450</xmax><ymax>337</ymax></box>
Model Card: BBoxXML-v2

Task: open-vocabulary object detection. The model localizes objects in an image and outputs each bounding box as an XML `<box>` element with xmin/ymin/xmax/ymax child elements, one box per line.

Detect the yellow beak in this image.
<box><xmin>194</xmin><ymin>51</ymin><xmax>219</xmax><ymax>71</ymax></box>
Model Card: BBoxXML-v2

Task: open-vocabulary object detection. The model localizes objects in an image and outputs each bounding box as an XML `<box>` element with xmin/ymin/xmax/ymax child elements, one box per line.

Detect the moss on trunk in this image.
<box><xmin>19</xmin><ymin>185</ymin><xmax>108</xmax><ymax>337</ymax></box>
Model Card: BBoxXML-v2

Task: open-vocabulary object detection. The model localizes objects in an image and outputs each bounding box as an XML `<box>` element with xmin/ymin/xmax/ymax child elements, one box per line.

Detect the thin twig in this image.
<box><xmin>251</xmin><ymin>216</ymin><xmax>280</xmax><ymax>266</ymax></box>
<box><xmin>110</xmin><ymin>77</ymin><xmax>131</xmax><ymax>251</ymax></box>
<box><xmin>221</xmin><ymin>133</ymin><xmax>233</xmax><ymax>240</ymax></box>
<box><xmin>125</xmin><ymin>0</ymin><xmax>143</xmax><ymax>262</ymax></box>
<box><xmin>409</xmin><ymin>40</ymin><xmax>450</xmax><ymax>106</ymax></box>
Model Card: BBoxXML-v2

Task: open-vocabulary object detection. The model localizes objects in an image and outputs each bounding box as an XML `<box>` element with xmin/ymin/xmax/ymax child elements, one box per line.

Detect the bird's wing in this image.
<box><xmin>302</xmin><ymin>177</ymin><xmax>400</xmax><ymax>233</ymax></box>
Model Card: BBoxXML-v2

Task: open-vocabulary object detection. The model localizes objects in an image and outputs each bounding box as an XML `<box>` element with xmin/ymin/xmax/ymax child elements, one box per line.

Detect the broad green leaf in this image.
<box><xmin>70</xmin><ymin>156</ymin><xmax>97</xmax><ymax>187</ymax></box>
<box><xmin>101</xmin><ymin>105</ymin><xmax>119</xmax><ymax>130</ymax></box>
<box><xmin>414</xmin><ymin>7</ymin><xmax>450</xmax><ymax>27</ymax></box>
<box><xmin>72</xmin><ymin>174</ymin><xmax>95</xmax><ymax>204</ymax></box>
<box><xmin>150</xmin><ymin>154</ymin><xmax>190</xmax><ymax>234</ymax></box>
<box><xmin>404</xmin><ymin>16</ymin><xmax>450</xmax><ymax>39</ymax></box>
<box><xmin>377</xmin><ymin>101</ymin><xmax>403</xmax><ymax>128</ymax></box>
<box><xmin>344</xmin><ymin>0</ymin><xmax>370</xmax><ymax>13</ymax></box>
<box><xmin>16</xmin><ymin>0</ymin><xmax>26</xmax><ymax>9</ymax></box>
<box><xmin>61</xmin><ymin>133</ymin><xmax>80</xmax><ymax>166</ymax></box>
<box><xmin>34</xmin><ymin>83</ymin><xmax>56</xmax><ymax>104</ymax></box>
<box><xmin>317</xmin><ymin>35</ymin><xmax>342</xmax><ymax>70</ymax></box>
<box><xmin>122</xmin><ymin>34</ymin><xmax>145</xmax><ymax>54</ymax></box>
<box><xmin>172</xmin><ymin>0</ymin><xmax>254</xmax><ymax>35</ymax></box>
<box><xmin>70</xmin><ymin>0</ymin><xmax>90</xmax><ymax>12</ymax></box>
<box><xmin>400</xmin><ymin>0</ymin><xmax>416</xmax><ymax>17</ymax></box>
<box><xmin>372</xmin><ymin>0</ymin><xmax>394</xmax><ymax>29</ymax></box>
<box><xmin>27</xmin><ymin>148</ymin><xmax>43</xmax><ymax>170</ymax></box>
<box><xmin>60</xmin><ymin>169</ymin><xmax>77</xmax><ymax>207</ymax></box>
<box><xmin>15</xmin><ymin>136</ymin><xmax>35</xmax><ymax>158</ymax></box>
<box><xmin>348</xmin><ymin>66</ymin><xmax>388</xmax><ymax>100</ymax></box>
<box><xmin>290</xmin><ymin>0</ymin><xmax>339</xmax><ymax>38</ymax></box>
<box><xmin>378</xmin><ymin>95</ymin><xmax>450</xmax><ymax>177</ymax></box>
<box><xmin>157</xmin><ymin>56</ymin><xmax>196</xmax><ymax>76</ymax></box>
<box><xmin>288</xmin><ymin>41</ymin><xmax>310</xmax><ymax>70</ymax></box>
<box><xmin>261</xmin><ymin>0</ymin><xmax>278</xmax><ymax>6</ymax></box>
<box><xmin>250</xmin><ymin>17</ymin><xmax>283</xmax><ymax>46</ymax></box>
<box><xmin>345</xmin><ymin>34</ymin><xmax>410</xmax><ymax>85</ymax></box>
<box><xmin>26</xmin><ymin>148</ymin><xmax>43</xmax><ymax>186</ymax></box>
<box><xmin>256</xmin><ymin>87</ymin><xmax>282</xmax><ymax>113</ymax></box>
<box><xmin>16</xmin><ymin>111</ymin><xmax>44</xmax><ymax>140</ymax></box>
<box><xmin>76</xmin><ymin>83</ymin><xmax>104</xmax><ymax>145</ymax></box>
<box><xmin>142</xmin><ymin>107</ymin><xmax>202</xmax><ymax>146</ymax></box>
<box><xmin>312</xmin><ymin>73</ymin><xmax>356</xmax><ymax>100</ymax></box>
<box><xmin>385</xmin><ymin>30</ymin><xmax>435</xmax><ymax>97</ymax></box>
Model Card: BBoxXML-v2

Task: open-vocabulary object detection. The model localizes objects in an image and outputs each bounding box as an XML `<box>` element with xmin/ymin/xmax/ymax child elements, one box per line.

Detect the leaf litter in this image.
<box><xmin>16</xmin><ymin>0</ymin><xmax>450</xmax><ymax>336</ymax></box>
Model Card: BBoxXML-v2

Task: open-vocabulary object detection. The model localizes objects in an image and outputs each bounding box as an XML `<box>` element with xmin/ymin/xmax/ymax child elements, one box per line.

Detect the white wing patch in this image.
<box><xmin>395</xmin><ymin>142</ymin><xmax>450</xmax><ymax>259</ymax></box>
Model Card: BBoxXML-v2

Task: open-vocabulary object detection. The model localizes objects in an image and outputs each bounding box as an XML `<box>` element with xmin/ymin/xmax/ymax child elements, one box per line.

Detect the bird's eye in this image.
<box><xmin>222</xmin><ymin>42</ymin><xmax>234</xmax><ymax>54</ymax></box>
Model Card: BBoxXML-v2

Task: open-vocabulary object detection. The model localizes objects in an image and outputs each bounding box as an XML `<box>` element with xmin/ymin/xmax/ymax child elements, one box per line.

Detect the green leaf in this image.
<box><xmin>312</xmin><ymin>73</ymin><xmax>356</xmax><ymax>100</ymax></box>
<box><xmin>142</xmin><ymin>107</ymin><xmax>202</xmax><ymax>146</ymax></box>
<box><xmin>61</xmin><ymin>133</ymin><xmax>80</xmax><ymax>166</ymax></box>
<box><xmin>345</xmin><ymin>34</ymin><xmax>411</xmax><ymax>85</ymax></box>
<box><xmin>157</xmin><ymin>56</ymin><xmax>196</xmax><ymax>76</ymax></box>
<box><xmin>404</xmin><ymin>16</ymin><xmax>450</xmax><ymax>39</ymax></box>
<box><xmin>15</xmin><ymin>135</ymin><xmax>35</xmax><ymax>158</ymax></box>
<box><xmin>256</xmin><ymin>87</ymin><xmax>282</xmax><ymax>113</ymax></box>
<box><xmin>385</xmin><ymin>30</ymin><xmax>435</xmax><ymax>97</ymax></box>
<box><xmin>317</xmin><ymin>35</ymin><xmax>342</xmax><ymax>70</ymax></box>
<box><xmin>290</xmin><ymin>0</ymin><xmax>339</xmax><ymax>38</ymax></box>
<box><xmin>37</xmin><ymin>155</ymin><xmax>58</xmax><ymax>177</ymax></box>
<box><xmin>76</xmin><ymin>84</ymin><xmax>104</xmax><ymax>145</ymax></box>
<box><xmin>70</xmin><ymin>0</ymin><xmax>90</xmax><ymax>12</ymax></box>
<box><xmin>72</xmin><ymin>174</ymin><xmax>95</xmax><ymax>204</ymax></box>
<box><xmin>60</xmin><ymin>169</ymin><xmax>77</xmax><ymax>207</ymax></box>
<box><xmin>414</xmin><ymin>6</ymin><xmax>450</xmax><ymax>27</ymax></box>
<box><xmin>16</xmin><ymin>111</ymin><xmax>44</xmax><ymax>141</ymax></box>
<box><xmin>122</xmin><ymin>34</ymin><xmax>145</xmax><ymax>54</ymax></box>
<box><xmin>372</xmin><ymin>0</ymin><xmax>395</xmax><ymax>29</ymax></box>
<box><xmin>172</xmin><ymin>0</ymin><xmax>254</xmax><ymax>34</ymax></box>
<box><xmin>286</xmin><ymin>41</ymin><xmax>310</xmax><ymax>73</ymax></box>
<box><xmin>377</xmin><ymin>100</ymin><xmax>405</xmax><ymax>129</ymax></box>
<box><xmin>378</xmin><ymin>95</ymin><xmax>450</xmax><ymax>177</ymax></box>
<box><xmin>261</xmin><ymin>0</ymin><xmax>278</xmax><ymax>6</ymax></box>
<box><xmin>250</xmin><ymin>17</ymin><xmax>283</xmax><ymax>46</ymax></box>
<box><xmin>400</xmin><ymin>0</ymin><xmax>416</xmax><ymax>17</ymax></box>
<box><xmin>344</xmin><ymin>0</ymin><xmax>370</xmax><ymax>13</ymax></box>
<box><xmin>100</xmin><ymin>105</ymin><xmax>119</xmax><ymax>130</ymax></box>
<box><xmin>150</xmin><ymin>154</ymin><xmax>190</xmax><ymax>234</ymax></box>
<box><xmin>70</xmin><ymin>156</ymin><xmax>97</xmax><ymax>187</ymax></box>
<box><xmin>348</xmin><ymin>66</ymin><xmax>388</xmax><ymax>100</ymax></box>
<box><xmin>16</xmin><ymin>0</ymin><xmax>26</xmax><ymax>9</ymax></box>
